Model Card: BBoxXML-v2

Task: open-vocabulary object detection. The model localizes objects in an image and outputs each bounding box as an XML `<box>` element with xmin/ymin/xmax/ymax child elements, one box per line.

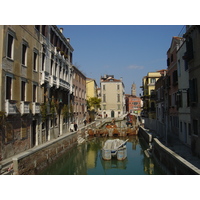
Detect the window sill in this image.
<box><xmin>21</xmin><ymin>64</ymin><xmax>27</xmax><ymax>68</ymax></box>
<box><xmin>6</xmin><ymin>57</ymin><xmax>14</xmax><ymax>62</ymax></box>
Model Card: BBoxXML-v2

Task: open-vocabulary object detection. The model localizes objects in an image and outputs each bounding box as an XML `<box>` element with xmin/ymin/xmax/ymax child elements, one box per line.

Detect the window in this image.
<box><xmin>103</xmin><ymin>94</ymin><xmax>106</xmax><ymax>102</ymax></box>
<box><xmin>103</xmin><ymin>85</ymin><xmax>105</xmax><ymax>90</ymax></box>
<box><xmin>150</xmin><ymin>78</ymin><xmax>156</xmax><ymax>84</ymax></box>
<box><xmin>33</xmin><ymin>51</ymin><xmax>38</xmax><ymax>71</ymax></box>
<box><xmin>7</xmin><ymin>34</ymin><xmax>14</xmax><ymax>59</ymax></box>
<box><xmin>21</xmin><ymin>81</ymin><xmax>26</xmax><ymax>101</ymax></box>
<box><xmin>184</xmin><ymin>60</ymin><xmax>188</xmax><ymax>71</ymax></box>
<box><xmin>6</xmin><ymin>76</ymin><xmax>12</xmax><ymax>100</ymax></box>
<box><xmin>187</xmin><ymin>89</ymin><xmax>190</xmax><ymax>107</ymax></box>
<box><xmin>150</xmin><ymin>102</ymin><xmax>155</xmax><ymax>111</ymax></box>
<box><xmin>55</xmin><ymin>63</ymin><xmax>57</xmax><ymax>76</ymax></box>
<box><xmin>70</xmin><ymin>52</ymin><xmax>73</xmax><ymax>63</ymax></box>
<box><xmin>173</xmin><ymin>70</ymin><xmax>178</xmax><ymax>85</ymax></box>
<box><xmin>177</xmin><ymin>91</ymin><xmax>182</xmax><ymax>108</ymax></box>
<box><xmin>186</xmin><ymin>37</ymin><xmax>194</xmax><ymax>61</ymax></box>
<box><xmin>189</xmin><ymin>79</ymin><xmax>198</xmax><ymax>103</ymax></box>
<box><xmin>171</xmin><ymin>54</ymin><xmax>173</xmax><ymax>62</ymax></box>
<box><xmin>118</xmin><ymin>104</ymin><xmax>120</xmax><ymax>110</ymax></box>
<box><xmin>117</xmin><ymin>85</ymin><xmax>120</xmax><ymax>90</ymax></box>
<box><xmin>188</xmin><ymin>123</ymin><xmax>191</xmax><ymax>135</ymax></box>
<box><xmin>172</xmin><ymin>93</ymin><xmax>175</xmax><ymax>106</ymax></box>
<box><xmin>35</xmin><ymin>25</ymin><xmax>40</xmax><ymax>32</ymax></box>
<box><xmin>42</xmin><ymin>25</ymin><xmax>47</xmax><ymax>37</ymax></box>
<box><xmin>103</xmin><ymin>105</ymin><xmax>106</xmax><ymax>110</ymax></box>
<box><xmin>180</xmin><ymin>121</ymin><xmax>182</xmax><ymax>132</ymax></box>
<box><xmin>167</xmin><ymin>58</ymin><xmax>170</xmax><ymax>66</ymax></box>
<box><xmin>42</xmin><ymin>53</ymin><xmax>45</xmax><ymax>71</ymax></box>
<box><xmin>117</xmin><ymin>94</ymin><xmax>120</xmax><ymax>102</ymax></box>
<box><xmin>193</xmin><ymin>119</ymin><xmax>198</xmax><ymax>135</ymax></box>
<box><xmin>33</xmin><ymin>85</ymin><xmax>37</xmax><ymax>102</ymax></box>
<box><xmin>22</xmin><ymin>44</ymin><xmax>27</xmax><ymax>66</ymax></box>
<box><xmin>178</xmin><ymin>60</ymin><xmax>181</xmax><ymax>77</ymax></box>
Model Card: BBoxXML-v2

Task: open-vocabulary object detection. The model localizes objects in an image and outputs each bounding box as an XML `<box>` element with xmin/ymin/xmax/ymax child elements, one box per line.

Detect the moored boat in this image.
<box><xmin>102</xmin><ymin>139</ymin><xmax>128</xmax><ymax>161</ymax></box>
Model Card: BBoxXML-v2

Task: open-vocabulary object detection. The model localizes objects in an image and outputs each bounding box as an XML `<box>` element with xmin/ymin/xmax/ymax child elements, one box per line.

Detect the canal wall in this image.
<box><xmin>153</xmin><ymin>138</ymin><xmax>200</xmax><ymax>175</ymax></box>
<box><xmin>8</xmin><ymin>120</ymin><xmax>101</xmax><ymax>175</ymax></box>
<box><xmin>139</xmin><ymin>126</ymin><xmax>200</xmax><ymax>175</ymax></box>
<box><xmin>138</xmin><ymin>126</ymin><xmax>152</xmax><ymax>144</ymax></box>
<box><xmin>12</xmin><ymin>132</ymin><xmax>78</xmax><ymax>175</ymax></box>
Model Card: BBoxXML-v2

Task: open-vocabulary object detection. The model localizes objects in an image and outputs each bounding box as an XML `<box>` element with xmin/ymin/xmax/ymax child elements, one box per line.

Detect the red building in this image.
<box><xmin>125</xmin><ymin>94</ymin><xmax>142</xmax><ymax>114</ymax></box>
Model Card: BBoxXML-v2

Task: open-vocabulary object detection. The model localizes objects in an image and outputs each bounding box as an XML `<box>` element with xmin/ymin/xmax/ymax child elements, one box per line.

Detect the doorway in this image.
<box><xmin>111</xmin><ymin>110</ymin><xmax>115</xmax><ymax>118</ymax></box>
<box><xmin>32</xmin><ymin>120</ymin><xmax>37</xmax><ymax>147</ymax></box>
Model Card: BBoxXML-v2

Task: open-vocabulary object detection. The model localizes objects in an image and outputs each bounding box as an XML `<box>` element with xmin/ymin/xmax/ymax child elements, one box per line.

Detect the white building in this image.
<box><xmin>100</xmin><ymin>75</ymin><xmax>125</xmax><ymax>118</ymax></box>
<box><xmin>177</xmin><ymin>39</ymin><xmax>191</xmax><ymax>146</ymax></box>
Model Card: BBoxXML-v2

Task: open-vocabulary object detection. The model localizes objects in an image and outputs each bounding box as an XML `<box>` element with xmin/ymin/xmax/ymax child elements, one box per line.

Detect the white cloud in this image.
<box><xmin>127</xmin><ymin>65</ymin><xmax>144</xmax><ymax>70</ymax></box>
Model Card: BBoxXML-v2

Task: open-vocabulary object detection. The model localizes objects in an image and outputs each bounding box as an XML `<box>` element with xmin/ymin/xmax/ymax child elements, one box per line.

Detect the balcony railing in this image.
<box><xmin>32</xmin><ymin>102</ymin><xmax>40</xmax><ymax>115</ymax></box>
<box><xmin>56</xmin><ymin>78</ymin><xmax>70</xmax><ymax>90</ymax></box>
<box><xmin>41</xmin><ymin>71</ymin><xmax>49</xmax><ymax>85</ymax></box>
<box><xmin>20</xmin><ymin>101</ymin><xmax>30</xmax><ymax>115</ymax></box>
<box><xmin>5</xmin><ymin>99</ymin><xmax>18</xmax><ymax>115</ymax></box>
<box><xmin>49</xmin><ymin>75</ymin><xmax>57</xmax><ymax>87</ymax></box>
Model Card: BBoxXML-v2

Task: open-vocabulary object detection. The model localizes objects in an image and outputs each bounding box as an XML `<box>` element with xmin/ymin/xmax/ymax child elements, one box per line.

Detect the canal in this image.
<box><xmin>39</xmin><ymin>135</ymin><xmax>165</xmax><ymax>175</ymax></box>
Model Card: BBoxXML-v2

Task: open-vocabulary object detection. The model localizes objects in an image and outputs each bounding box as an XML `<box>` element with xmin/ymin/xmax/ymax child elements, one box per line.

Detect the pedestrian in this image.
<box><xmin>74</xmin><ymin>122</ymin><xmax>78</xmax><ymax>131</ymax></box>
<box><xmin>84</xmin><ymin>119</ymin><xmax>87</xmax><ymax>126</ymax></box>
<box><xmin>69</xmin><ymin>122</ymin><xmax>74</xmax><ymax>132</ymax></box>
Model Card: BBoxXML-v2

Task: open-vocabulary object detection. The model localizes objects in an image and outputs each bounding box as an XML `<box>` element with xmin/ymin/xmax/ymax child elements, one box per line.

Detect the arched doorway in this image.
<box><xmin>111</xmin><ymin>110</ymin><xmax>115</xmax><ymax>118</ymax></box>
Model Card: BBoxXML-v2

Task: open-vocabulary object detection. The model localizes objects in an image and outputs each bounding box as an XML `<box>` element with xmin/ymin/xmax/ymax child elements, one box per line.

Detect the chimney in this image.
<box><xmin>60</xmin><ymin>28</ymin><xmax>63</xmax><ymax>33</ymax></box>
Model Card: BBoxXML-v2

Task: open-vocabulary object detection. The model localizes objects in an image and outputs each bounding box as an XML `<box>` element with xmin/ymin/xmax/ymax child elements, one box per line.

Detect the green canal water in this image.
<box><xmin>39</xmin><ymin>136</ymin><xmax>165</xmax><ymax>175</ymax></box>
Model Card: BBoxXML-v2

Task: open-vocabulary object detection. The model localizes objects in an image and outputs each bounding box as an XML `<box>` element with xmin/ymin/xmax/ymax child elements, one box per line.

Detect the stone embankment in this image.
<box><xmin>139</xmin><ymin>126</ymin><xmax>200</xmax><ymax>175</ymax></box>
<box><xmin>0</xmin><ymin>115</ymin><xmax>128</xmax><ymax>175</ymax></box>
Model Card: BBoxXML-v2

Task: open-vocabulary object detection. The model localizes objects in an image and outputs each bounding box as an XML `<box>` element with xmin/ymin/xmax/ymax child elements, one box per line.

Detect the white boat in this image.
<box><xmin>102</xmin><ymin>139</ymin><xmax>128</xmax><ymax>161</ymax></box>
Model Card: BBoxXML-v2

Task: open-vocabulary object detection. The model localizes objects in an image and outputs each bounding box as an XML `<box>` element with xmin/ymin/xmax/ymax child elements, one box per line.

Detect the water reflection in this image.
<box><xmin>40</xmin><ymin>136</ymin><xmax>165</xmax><ymax>175</ymax></box>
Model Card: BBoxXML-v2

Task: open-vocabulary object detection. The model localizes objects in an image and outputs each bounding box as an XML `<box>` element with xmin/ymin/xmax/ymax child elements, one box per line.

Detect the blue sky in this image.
<box><xmin>58</xmin><ymin>25</ymin><xmax>184</xmax><ymax>96</ymax></box>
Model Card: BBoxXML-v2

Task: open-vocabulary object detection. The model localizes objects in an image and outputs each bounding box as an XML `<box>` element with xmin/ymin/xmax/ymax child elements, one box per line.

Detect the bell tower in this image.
<box><xmin>131</xmin><ymin>82</ymin><xmax>136</xmax><ymax>96</ymax></box>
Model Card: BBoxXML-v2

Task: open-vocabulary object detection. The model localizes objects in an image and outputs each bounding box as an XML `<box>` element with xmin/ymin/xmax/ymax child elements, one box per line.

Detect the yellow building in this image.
<box><xmin>86</xmin><ymin>78</ymin><xmax>98</xmax><ymax>99</ymax></box>
<box><xmin>141</xmin><ymin>71</ymin><xmax>164</xmax><ymax>119</ymax></box>
<box><xmin>86</xmin><ymin>78</ymin><xmax>98</xmax><ymax>110</ymax></box>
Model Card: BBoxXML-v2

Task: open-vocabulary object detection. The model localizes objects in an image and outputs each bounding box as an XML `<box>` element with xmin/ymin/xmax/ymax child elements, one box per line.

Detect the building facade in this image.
<box><xmin>125</xmin><ymin>94</ymin><xmax>142</xmax><ymax>115</ymax></box>
<box><xmin>166</xmin><ymin>37</ymin><xmax>183</xmax><ymax>138</ymax></box>
<box><xmin>86</xmin><ymin>78</ymin><xmax>98</xmax><ymax>100</ymax></box>
<box><xmin>100</xmin><ymin>75</ymin><xmax>125</xmax><ymax>118</ymax></box>
<box><xmin>155</xmin><ymin>73</ymin><xmax>166</xmax><ymax>139</ymax></box>
<box><xmin>0</xmin><ymin>25</ymin><xmax>74</xmax><ymax>160</ymax></box>
<box><xmin>72</xmin><ymin>65</ymin><xmax>87</xmax><ymax>125</ymax></box>
<box><xmin>141</xmin><ymin>71</ymin><xmax>163</xmax><ymax>119</ymax></box>
<box><xmin>86</xmin><ymin>78</ymin><xmax>99</xmax><ymax>121</ymax></box>
<box><xmin>177</xmin><ymin>38</ymin><xmax>191</xmax><ymax>146</ymax></box>
<box><xmin>183</xmin><ymin>25</ymin><xmax>200</xmax><ymax>156</ymax></box>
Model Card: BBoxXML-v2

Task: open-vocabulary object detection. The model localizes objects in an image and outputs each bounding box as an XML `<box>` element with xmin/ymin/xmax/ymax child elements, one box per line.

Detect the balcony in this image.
<box><xmin>5</xmin><ymin>100</ymin><xmax>18</xmax><ymax>115</ymax></box>
<box><xmin>49</xmin><ymin>75</ymin><xmax>57</xmax><ymax>87</ymax></box>
<box><xmin>32</xmin><ymin>102</ymin><xmax>40</xmax><ymax>115</ymax></box>
<box><xmin>20</xmin><ymin>101</ymin><xmax>30</xmax><ymax>115</ymax></box>
<box><xmin>41</xmin><ymin>71</ymin><xmax>49</xmax><ymax>85</ymax></box>
<box><xmin>56</xmin><ymin>78</ymin><xmax>70</xmax><ymax>90</ymax></box>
